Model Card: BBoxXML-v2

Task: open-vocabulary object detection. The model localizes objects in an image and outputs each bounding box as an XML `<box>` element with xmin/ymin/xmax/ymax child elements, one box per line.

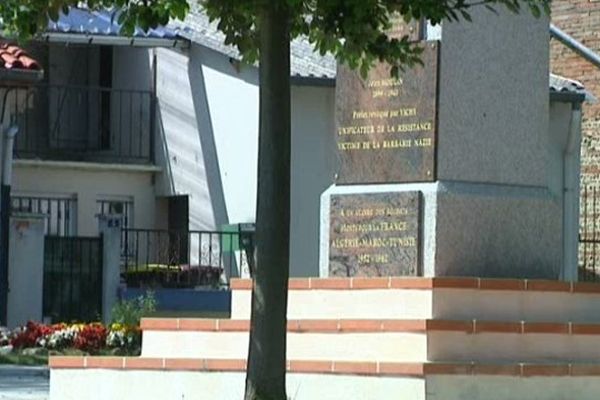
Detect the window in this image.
<box><xmin>11</xmin><ymin>194</ymin><xmax>78</xmax><ymax>236</ymax></box>
<box><xmin>96</xmin><ymin>197</ymin><xmax>134</xmax><ymax>229</ymax></box>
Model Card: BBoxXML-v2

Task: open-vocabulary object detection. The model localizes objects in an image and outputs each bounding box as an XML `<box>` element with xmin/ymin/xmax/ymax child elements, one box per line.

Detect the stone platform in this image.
<box><xmin>50</xmin><ymin>277</ymin><xmax>600</xmax><ymax>400</ymax></box>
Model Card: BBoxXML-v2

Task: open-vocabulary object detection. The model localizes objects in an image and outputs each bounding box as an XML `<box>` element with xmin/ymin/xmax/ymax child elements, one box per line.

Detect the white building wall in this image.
<box><xmin>155</xmin><ymin>45</ymin><xmax>224</xmax><ymax>231</ymax></box>
<box><xmin>290</xmin><ymin>85</ymin><xmax>335</xmax><ymax>276</ymax></box>
<box><xmin>548</xmin><ymin>102</ymin><xmax>572</xmax><ymax>197</ymax></box>
<box><xmin>155</xmin><ymin>45</ymin><xmax>335</xmax><ymax>276</ymax></box>
<box><xmin>549</xmin><ymin>101</ymin><xmax>582</xmax><ymax>279</ymax></box>
<box><xmin>198</xmin><ymin>47</ymin><xmax>259</xmax><ymax>226</ymax></box>
<box><xmin>12</xmin><ymin>162</ymin><xmax>157</xmax><ymax>236</ymax></box>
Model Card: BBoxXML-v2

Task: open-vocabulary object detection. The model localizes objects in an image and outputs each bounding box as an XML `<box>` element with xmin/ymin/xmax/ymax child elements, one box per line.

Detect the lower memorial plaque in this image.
<box><xmin>329</xmin><ymin>192</ymin><xmax>421</xmax><ymax>277</ymax></box>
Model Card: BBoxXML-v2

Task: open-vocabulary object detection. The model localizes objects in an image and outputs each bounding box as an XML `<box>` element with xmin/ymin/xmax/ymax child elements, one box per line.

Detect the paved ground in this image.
<box><xmin>0</xmin><ymin>366</ymin><xmax>49</xmax><ymax>400</ymax></box>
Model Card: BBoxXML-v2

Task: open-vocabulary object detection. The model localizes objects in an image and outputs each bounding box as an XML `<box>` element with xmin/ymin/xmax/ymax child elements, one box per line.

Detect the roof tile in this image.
<box><xmin>0</xmin><ymin>42</ymin><xmax>41</xmax><ymax>71</ymax></box>
<box><xmin>47</xmin><ymin>7</ymin><xmax>178</xmax><ymax>39</ymax></box>
<box><xmin>167</xmin><ymin>4</ymin><xmax>336</xmax><ymax>79</ymax></box>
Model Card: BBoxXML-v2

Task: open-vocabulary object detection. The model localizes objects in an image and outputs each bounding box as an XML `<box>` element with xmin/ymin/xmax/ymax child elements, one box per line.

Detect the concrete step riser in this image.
<box><xmin>141</xmin><ymin>330</ymin><xmax>427</xmax><ymax>361</ymax></box>
<box><xmin>51</xmin><ymin>369</ymin><xmax>426</xmax><ymax>400</ymax></box>
<box><xmin>50</xmin><ymin>368</ymin><xmax>600</xmax><ymax>400</ymax></box>
<box><xmin>232</xmin><ymin>289</ymin><xmax>433</xmax><ymax>320</ymax></box>
<box><xmin>233</xmin><ymin>289</ymin><xmax>600</xmax><ymax>321</ymax></box>
<box><xmin>141</xmin><ymin>329</ymin><xmax>600</xmax><ymax>363</ymax></box>
<box><xmin>434</xmin><ymin>290</ymin><xmax>600</xmax><ymax>323</ymax></box>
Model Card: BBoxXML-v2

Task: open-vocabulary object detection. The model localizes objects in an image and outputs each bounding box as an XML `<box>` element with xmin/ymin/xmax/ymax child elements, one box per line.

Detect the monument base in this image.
<box><xmin>50</xmin><ymin>277</ymin><xmax>600</xmax><ymax>400</ymax></box>
<box><xmin>320</xmin><ymin>181</ymin><xmax>562</xmax><ymax>279</ymax></box>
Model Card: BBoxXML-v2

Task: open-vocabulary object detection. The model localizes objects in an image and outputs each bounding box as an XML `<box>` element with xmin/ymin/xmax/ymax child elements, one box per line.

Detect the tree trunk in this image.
<box><xmin>244</xmin><ymin>2</ymin><xmax>291</xmax><ymax>400</ymax></box>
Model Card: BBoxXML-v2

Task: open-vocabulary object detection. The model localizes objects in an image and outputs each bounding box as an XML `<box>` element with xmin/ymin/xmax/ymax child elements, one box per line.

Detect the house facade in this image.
<box><xmin>7</xmin><ymin>12</ymin><xmax>179</xmax><ymax>238</ymax></box>
<box><xmin>2</xmin><ymin>6</ymin><xmax>335</xmax><ymax>282</ymax></box>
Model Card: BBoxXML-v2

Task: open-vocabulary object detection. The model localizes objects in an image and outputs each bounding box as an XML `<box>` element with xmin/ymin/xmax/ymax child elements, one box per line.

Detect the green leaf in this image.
<box><xmin>460</xmin><ymin>10</ymin><xmax>472</xmax><ymax>22</ymax></box>
<box><xmin>485</xmin><ymin>4</ymin><xmax>499</xmax><ymax>15</ymax></box>
<box><xmin>48</xmin><ymin>5</ymin><xmax>60</xmax><ymax>22</ymax></box>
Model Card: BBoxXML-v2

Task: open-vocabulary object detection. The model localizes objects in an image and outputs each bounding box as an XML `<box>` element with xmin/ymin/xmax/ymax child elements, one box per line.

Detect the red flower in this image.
<box><xmin>74</xmin><ymin>323</ymin><xmax>107</xmax><ymax>353</ymax></box>
<box><xmin>11</xmin><ymin>321</ymin><xmax>55</xmax><ymax>349</ymax></box>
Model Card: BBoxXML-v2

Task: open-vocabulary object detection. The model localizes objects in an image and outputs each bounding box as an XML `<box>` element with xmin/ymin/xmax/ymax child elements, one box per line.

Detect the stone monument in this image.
<box><xmin>320</xmin><ymin>8</ymin><xmax>560</xmax><ymax>279</ymax></box>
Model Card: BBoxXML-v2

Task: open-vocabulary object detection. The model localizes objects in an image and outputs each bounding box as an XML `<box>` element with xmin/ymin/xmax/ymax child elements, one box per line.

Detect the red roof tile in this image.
<box><xmin>0</xmin><ymin>42</ymin><xmax>41</xmax><ymax>71</ymax></box>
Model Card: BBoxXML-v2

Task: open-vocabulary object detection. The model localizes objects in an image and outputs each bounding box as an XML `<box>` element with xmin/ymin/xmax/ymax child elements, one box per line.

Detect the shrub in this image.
<box><xmin>111</xmin><ymin>290</ymin><xmax>157</xmax><ymax>327</ymax></box>
<box><xmin>106</xmin><ymin>323</ymin><xmax>140</xmax><ymax>350</ymax></box>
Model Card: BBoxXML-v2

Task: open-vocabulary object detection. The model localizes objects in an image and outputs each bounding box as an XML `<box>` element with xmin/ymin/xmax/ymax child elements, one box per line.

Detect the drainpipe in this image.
<box><xmin>551</xmin><ymin>24</ymin><xmax>600</xmax><ymax>69</ymax></box>
<box><xmin>0</xmin><ymin>125</ymin><xmax>18</xmax><ymax>325</ymax></box>
<box><xmin>562</xmin><ymin>104</ymin><xmax>582</xmax><ymax>282</ymax></box>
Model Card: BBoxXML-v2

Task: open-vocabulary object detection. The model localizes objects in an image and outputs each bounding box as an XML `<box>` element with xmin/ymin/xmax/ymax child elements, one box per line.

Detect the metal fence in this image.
<box><xmin>43</xmin><ymin>236</ymin><xmax>103</xmax><ymax>323</ymax></box>
<box><xmin>121</xmin><ymin>228</ymin><xmax>254</xmax><ymax>289</ymax></box>
<box><xmin>580</xmin><ymin>185</ymin><xmax>600</xmax><ymax>281</ymax></box>
<box><xmin>4</xmin><ymin>84</ymin><xmax>154</xmax><ymax>164</ymax></box>
<box><xmin>11</xmin><ymin>195</ymin><xmax>77</xmax><ymax>236</ymax></box>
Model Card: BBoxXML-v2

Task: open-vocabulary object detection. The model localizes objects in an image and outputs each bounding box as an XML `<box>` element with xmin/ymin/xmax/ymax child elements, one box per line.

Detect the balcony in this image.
<box><xmin>3</xmin><ymin>84</ymin><xmax>154</xmax><ymax>164</ymax></box>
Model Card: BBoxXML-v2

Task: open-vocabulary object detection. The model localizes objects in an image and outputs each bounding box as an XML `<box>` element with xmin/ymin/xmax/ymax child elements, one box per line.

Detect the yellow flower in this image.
<box><xmin>110</xmin><ymin>323</ymin><xmax>126</xmax><ymax>332</ymax></box>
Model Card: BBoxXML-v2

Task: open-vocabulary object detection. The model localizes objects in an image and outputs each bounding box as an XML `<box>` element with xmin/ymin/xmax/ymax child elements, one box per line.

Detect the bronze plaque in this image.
<box><xmin>335</xmin><ymin>41</ymin><xmax>439</xmax><ymax>184</ymax></box>
<box><xmin>387</xmin><ymin>15</ymin><xmax>421</xmax><ymax>41</ymax></box>
<box><xmin>329</xmin><ymin>192</ymin><xmax>421</xmax><ymax>277</ymax></box>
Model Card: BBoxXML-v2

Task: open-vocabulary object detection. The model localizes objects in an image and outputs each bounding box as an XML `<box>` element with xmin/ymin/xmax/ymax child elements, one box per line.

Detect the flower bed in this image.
<box><xmin>1</xmin><ymin>291</ymin><xmax>155</xmax><ymax>364</ymax></box>
<box><xmin>1</xmin><ymin>321</ymin><xmax>141</xmax><ymax>359</ymax></box>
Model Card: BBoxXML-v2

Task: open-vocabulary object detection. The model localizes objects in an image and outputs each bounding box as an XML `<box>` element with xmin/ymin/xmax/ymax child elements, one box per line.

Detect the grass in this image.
<box><xmin>0</xmin><ymin>352</ymin><xmax>48</xmax><ymax>366</ymax></box>
<box><xmin>0</xmin><ymin>347</ymin><xmax>142</xmax><ymax>366</ymax></box>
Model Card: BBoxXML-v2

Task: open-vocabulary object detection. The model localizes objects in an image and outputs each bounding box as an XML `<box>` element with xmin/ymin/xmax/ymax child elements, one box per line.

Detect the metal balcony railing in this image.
<box><xmin>2</xmin><ymin>84</ymin><xmax>155</xmax><ymax>164</ymax></box>
<box><xmin>121</xmin><ymin>228</ymin><xmax>255</xmax><ymax>289</ymax></box>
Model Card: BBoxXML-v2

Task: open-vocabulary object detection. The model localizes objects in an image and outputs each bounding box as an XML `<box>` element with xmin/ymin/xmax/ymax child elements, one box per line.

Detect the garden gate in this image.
<box><xmin>43</xmin><ymin>236</ymin><xmax>103</xmax><ymax>323</ymax></box>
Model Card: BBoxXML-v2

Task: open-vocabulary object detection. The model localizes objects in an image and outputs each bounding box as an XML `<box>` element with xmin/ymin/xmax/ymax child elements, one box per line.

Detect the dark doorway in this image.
<box><xmin>168</xmin><ymin>196</ymin><xmax>189</xmax><ymax>265</ymax></box>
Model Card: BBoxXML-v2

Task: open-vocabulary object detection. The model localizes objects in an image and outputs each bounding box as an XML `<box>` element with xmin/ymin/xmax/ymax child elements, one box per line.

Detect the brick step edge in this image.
<box><xmin>230</xmin><ymin>277</ymin><xmax>600</xmax><ymax>292</ymax></box>
<box><xmin>49</xmin><ymin>357</ymin><xmax>600</xmax><ymax>377</ymax></box>
<box><xmin>140</xmin><ymin>318</ymin><xmax>600</xmax><ymax>335</ymax></box>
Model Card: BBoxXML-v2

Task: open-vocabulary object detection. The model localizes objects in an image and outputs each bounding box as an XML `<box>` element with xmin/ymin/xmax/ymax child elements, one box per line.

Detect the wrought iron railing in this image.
<box><xmin>121</xmin><ymin>228</ymin><xmax>254</xmax><ymax>289</ymax></box>
<box><xmin>3</xmin><ymin>84</ymin><xmax>154</xmax><ymax>164</ymax></box>
<box><xmin>580</xmin><ymin>185</ymin><xmax>600</xmax><ymax>281</ymax></box>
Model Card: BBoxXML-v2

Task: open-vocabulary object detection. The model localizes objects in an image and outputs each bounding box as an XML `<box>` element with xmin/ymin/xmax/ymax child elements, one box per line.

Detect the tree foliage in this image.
<box><xmin>0</xmin><ymin>0</ymin><xmax>189</xmax><ymax>40</ymax></box>
<box><xmin>202</xmin><ymin>0</ymin><xmax>549</xmax><ymax>78</ymax></box>
<box><xmin>2</xmin><ymin>0</ymin><xmax>549</xmax><ymax>77</ymax></box>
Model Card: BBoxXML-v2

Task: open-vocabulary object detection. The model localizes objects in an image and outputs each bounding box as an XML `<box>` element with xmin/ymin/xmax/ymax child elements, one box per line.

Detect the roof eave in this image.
<box><xmin>40</xmin><ymin>32</ymin><xmax>189</xmax><ymax>48</ymax></box>
<box><xmin>290</xmin><ymin>77</ymin><xmax>593</xmax><ymax>102</ymax></box>
<box><xmin>550</xmin><ymin>91</ymin><xmax>587</xmax><ymax>104</ymax></box>
<box><xmin>0</xmin><ymin>69</ymin><xmax>44</xmax><ymax>84</ymax></box>
<box><xmin>291</xmin><ymin>76</ymin><xmax>335</xmax><ymax>87</ymax></box>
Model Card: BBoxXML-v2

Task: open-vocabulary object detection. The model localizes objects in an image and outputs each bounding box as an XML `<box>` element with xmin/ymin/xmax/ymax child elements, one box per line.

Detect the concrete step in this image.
<box><xmin>140</xmin><ymin>318</ymin><xmax>600</xmax><ymax>363</ymax></box>
<box><xmin>231</xmin><ymin>278</ymin><xmax>600</xmax><ymax>322</ymax></box>
<box><xmin>49</xmin><ymin>356</ymin><xmax>600</xmax><ymax>400</ymax></box>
